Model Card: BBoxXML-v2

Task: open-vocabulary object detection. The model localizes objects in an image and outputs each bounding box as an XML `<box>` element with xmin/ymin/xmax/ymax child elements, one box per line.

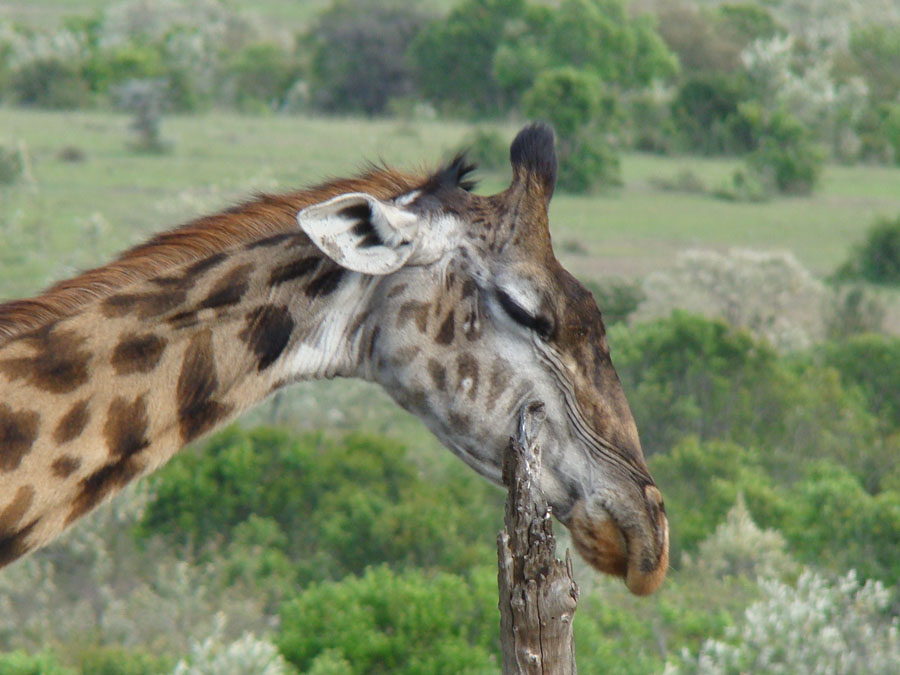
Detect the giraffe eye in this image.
<box><xmin>496</xmin><ymin>289</ymin><xmax>553</xmax><ymax>339</ymax></box>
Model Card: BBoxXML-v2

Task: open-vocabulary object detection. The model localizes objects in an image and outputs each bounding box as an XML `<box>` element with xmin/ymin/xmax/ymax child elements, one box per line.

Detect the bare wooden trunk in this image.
<box><xmin>498</xmin><ymin>402</ymin><xmax>579</xmax><ymax>675</ymax></box>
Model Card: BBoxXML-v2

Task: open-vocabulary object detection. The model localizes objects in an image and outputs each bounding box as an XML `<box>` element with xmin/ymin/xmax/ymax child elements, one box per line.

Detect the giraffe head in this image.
<box><xmin>296</xmin><ymin>124</ymin><xmax>668</xmax><ymax>594</ymax></box>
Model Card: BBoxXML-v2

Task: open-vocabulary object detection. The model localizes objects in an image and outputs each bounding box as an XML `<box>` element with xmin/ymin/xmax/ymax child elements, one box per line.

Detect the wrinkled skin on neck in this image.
<box><xmin>308</xmin><ymin>125</ymin><xmax>669</xmax><ymax>594</ymax></box>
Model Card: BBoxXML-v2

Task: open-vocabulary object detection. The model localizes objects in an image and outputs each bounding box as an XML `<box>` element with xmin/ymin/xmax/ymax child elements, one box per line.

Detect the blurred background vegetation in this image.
<box><xmin>1</xmin><ymin>0</ymin><xmax>900</xmax><ymax>673</ymax></box>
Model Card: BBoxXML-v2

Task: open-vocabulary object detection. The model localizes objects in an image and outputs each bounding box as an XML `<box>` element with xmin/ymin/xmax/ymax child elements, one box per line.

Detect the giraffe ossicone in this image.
<box><xmin>0</xmin><ymin>123</ymin><xmax>668</xmax><ymax>595</ymax></box>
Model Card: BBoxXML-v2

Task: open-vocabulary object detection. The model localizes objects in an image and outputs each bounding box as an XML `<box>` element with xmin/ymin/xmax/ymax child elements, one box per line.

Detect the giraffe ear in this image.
<box><xmin>296</xmin><ymin>193</ymin><xmax>420</xmax><ymax>275</ymax></box>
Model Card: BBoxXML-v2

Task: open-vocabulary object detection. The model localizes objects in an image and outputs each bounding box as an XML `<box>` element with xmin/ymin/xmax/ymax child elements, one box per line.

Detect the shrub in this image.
<box><xmin>669</xmin><ymin>570</ymin><xmax>900</xmax><ymax>674</ymax></box>
<box><xmin>523</xmin><ymin>67</ymin><xmax>621</xmax><ymax>191</ymax></box>
<box><xmin>0</xmin><ymin>650</ymin><xmax>74</xmax><ymax>675</ymax></box>
<box><xmin>410</xmin><ymin>0</ymin><xmax>523</xmax><ymax>116</ymax></box>
<box><xmin>174</xmin><ymin>618</ymin><xmax>294</xmax><ymax>675</ymax></box>
<box><xmin>10</xmin><ymin>57</ymin><xmax>90</xmax><ymax>109</ymax></box>
<box><xmin>277</xmin><ymin>566</ymin><xmax>498</xmax><ymax>674</ymax></box>
<box><xmin>742</xmin><ymin>104</ymin><xmax>824</xmax><ymax>194</ymax></box>
<box><xmin>835</xmin><ymin>214</ymin><xmax>900</xmax><ymax>285</ymax></box>
<box><xmin>225</xmin><ymin>43</ymin><xmax>301</xmax><ymax>111</ymax></box>
<box><xmin>671</xmin><ymin>73</ymin><xmax>751</xmax><ymax>155</ymax></box>
<box><xmin>138</xmin><ymin>427</ymin><xmax>503</xmax><ymax>582</ymax></box>
<box><xmin>583</xmin><ymin>277</ymin><xmax>644</xmax><ymax>325</ymax></box>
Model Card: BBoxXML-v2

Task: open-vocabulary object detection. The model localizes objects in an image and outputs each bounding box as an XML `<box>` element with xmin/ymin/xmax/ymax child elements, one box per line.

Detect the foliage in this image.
<box><xmin>823</xmin><ymin>284</ymin><xmax>886</xmax><ymax>340</ymax></box>
<box><xmin>0</xmin><ymin>651</ymin><xmax>75</xmax><ymax>675</ymax></box>
<box><xmin>583</xmin><ymin>277</ymin><xmax>645</xmax><ymax>326</ymax></box>
<box><xmin>10</xmin><ymin>57</ymin><xmax>91</xmax><ymax>109</ymax></box>
<box><xmin>741</xmin><ymin>104</ymin><xmax>824</xmax><ymax>194</ymax></box>
<box><xmin>410</xmin><ymin>0</ymin><xmax>523</xmax><ymax>116</ymax></box>
<box><xmin>835</xmin><ymin>214</ymin><xmax>900</xmax><ymax>285</ymax></box>
<box><xmin>78</xmin><ymin>646</ymin><xmax>174</xmax><ymax>675</ymax></box>
<box><xmin>174</xmin><ymin>617</ymin><xmax>295</xmax><ymax>675</ymax></box>
<box><xmin>523</xmin><ymin>67</ymin><xmax>621</xmax><ymax>191</ymax></box>
<box><xmin>277</xmin><ymin>565</ymin><xmax>499</xmax><ymax>674</ymax></box>
<box><xmin>113</xmin><ymin>79</ymin><xmax>170</xmax><ymax>153</ymax></box>
<box><xmin>225</xmin><ymin>43</ymin><xmax>301</xmax><ymax>112</ymax></box>
<box><xmin>304</xmin><ymin>0</ymin><xmax>427</xmax><ymax>115</ymax></box>
<box><xmin>817</xmin><ymin>334</ymin><xmax>900</xmax><ymax>430</ymax></box>
<box><xmin>635</xmin><ymin>249</ymin><xmax>830</xmax><ymax>351</ymax></box>
<box><xmin>668</xmin><ymin>570</ymin><xmax>900</xmax><ymax>674</ymax></box>
<box><xmin>671</xmin><ymin>73</ymin><xmax>753</xmax><ymax>155</ymax></box>
<box><xmin>139</xmin><ymin>428</ymin><xmax>503</xmax><ymax>586</ymax></box>
<box><xmin>847</xmin><ymin>24</ymin><xmax>900</xmax><ymax>105</ymax></box>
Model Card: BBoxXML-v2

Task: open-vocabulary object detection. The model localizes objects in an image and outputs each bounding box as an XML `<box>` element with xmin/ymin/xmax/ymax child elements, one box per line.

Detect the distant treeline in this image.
<box><xmin>2</xmin><ymin>0</ymin><xmax>899</xmax><ymax>175</ymax></box>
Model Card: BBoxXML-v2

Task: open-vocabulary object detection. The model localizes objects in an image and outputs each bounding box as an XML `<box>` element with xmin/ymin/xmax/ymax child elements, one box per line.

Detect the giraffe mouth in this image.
<box><xmin>567</xmin><ymin>499</ymin><xmax>669</xmax><ymax>596</ymax></box>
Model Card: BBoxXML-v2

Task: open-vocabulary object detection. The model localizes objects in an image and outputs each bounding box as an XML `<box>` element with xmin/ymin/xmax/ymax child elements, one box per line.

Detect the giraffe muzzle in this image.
<box><xmin>567</xmin><ymin>491</ymin><xmax>669</xmax><ymax>596</ymax></box>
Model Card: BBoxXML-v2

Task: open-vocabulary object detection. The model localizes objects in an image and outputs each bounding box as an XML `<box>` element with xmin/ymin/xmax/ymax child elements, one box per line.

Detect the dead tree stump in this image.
<box><xmin>498</xmin><ymin>402</ymin><xmax>579</xmax><ymax>675</ymax></box>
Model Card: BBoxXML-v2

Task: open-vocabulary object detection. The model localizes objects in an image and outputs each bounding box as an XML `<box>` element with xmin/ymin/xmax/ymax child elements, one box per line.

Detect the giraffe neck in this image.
<box><xmin>0</xmin><ymin>233</ymin><xmax>376</xmax><ymax>565</ymax></box>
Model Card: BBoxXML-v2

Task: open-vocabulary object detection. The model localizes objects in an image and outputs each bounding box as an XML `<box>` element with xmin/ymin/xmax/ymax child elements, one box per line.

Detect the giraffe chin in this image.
<box><xmin>568</xmin><ymin>500</ymin><xmax>668</xmax><ymax>596</ymax></box>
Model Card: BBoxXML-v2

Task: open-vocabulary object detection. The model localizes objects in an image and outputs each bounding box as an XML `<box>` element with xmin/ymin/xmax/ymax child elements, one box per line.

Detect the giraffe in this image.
<box><xmin>0</xmin><ymin>124</ymin><xmax>668</xmax><ymax>595</ymax></box>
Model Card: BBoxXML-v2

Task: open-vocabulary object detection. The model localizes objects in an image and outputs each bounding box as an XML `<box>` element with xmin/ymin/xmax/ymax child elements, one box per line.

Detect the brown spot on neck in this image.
<box><xmin>54</xmin><ymin>399</ymin><xmax>91</xmax><ymax>444</ymax></box>
<box><xmin>0</xmin><ymin>404</ymin><xmax>40</xmax><ymax>472</ymax></box>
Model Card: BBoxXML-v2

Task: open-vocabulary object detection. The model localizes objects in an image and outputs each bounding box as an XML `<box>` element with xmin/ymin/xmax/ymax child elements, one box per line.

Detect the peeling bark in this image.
<box><xmin>498</xmin><ymin>401</ymin><xmax>579</xmax><ymax>675</ymax></box>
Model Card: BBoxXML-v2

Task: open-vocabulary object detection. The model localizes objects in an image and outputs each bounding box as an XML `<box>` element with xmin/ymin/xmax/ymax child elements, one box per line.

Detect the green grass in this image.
<box><xmin>4</xmin><ymin>107</ymin><xmax>900</xmax><ymax>301</ymax></box>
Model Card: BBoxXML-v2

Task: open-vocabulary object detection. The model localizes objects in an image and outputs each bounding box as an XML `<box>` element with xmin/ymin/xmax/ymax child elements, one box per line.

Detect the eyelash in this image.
<box><xmin>496</xmin><ymin>289</ymin><xmax>553</xmax><ymax>339</ymax></box>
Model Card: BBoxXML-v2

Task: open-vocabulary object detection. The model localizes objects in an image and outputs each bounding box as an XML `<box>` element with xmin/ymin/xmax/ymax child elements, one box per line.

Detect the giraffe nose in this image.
<box><xmin>568</xmin><ymin>491</ymin><xmax>669</xmax><ymax>595</ymax></box>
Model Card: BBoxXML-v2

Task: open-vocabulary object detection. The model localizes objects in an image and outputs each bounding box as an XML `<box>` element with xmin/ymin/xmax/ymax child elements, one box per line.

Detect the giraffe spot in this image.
<box><xmin>0</xmin><ymin>326</ymin><xmax>91</xmax><ymax>394</ymax></box>
<box><xmin>67</xmin><ymin>458</ymin><xmax>145</xmax><ymax>526</ymax></box>
<box><xmin>306</xmin><ymin>266</ymin><xmax>346</xmax><ymax>299</ymax></box>
<box><xmin>461</xmin><ymin>279</ymin><xmax>477</xmax><ymax>298</ymax></box>
<box><xmin>457</xmin><ymin>353</ymin><xmax>480</xmax><ymax>400</ymax></box>
<box><xmin>386</xmin><ymin>283</ymin><xmax>408</xmax><ymax>299</ymax></box>
<box><xmin>397</xmin><ymin>300</ymin><xmax>429</xmax><ymax>333</ymax></box>
<box><xmin>487</xmin><ymin>358</ymin><xmax>512</xmax><ymax>412</ymax></box>
<box><xmin>390</xmin><ymin>345</ymin><xmax>420</xmax><ymax>368</ymax></box>
<box><xmin>269</xmin><ymin>256</ymin><xmax>320</xmax><ymax>286</ymax></box>
<box><xmin>199</xmin><ymin>264</ymin><xmax>252</xmax><ymax>310</ymax></box>
<box><xmin>104</xmin><ymin>394</ymin><xmax>150</xmax><ymax>459</ymax></box>
<box><xmin>366</xmin><ymin>326</ymin><xmax>381</xmax><ymax>362</ymax></box>
<box><xmin>51</xmin><ymin>455</ymin><xmax>81</xmax><ymax>478</ymax></box>
<box><xmin>185</xmin><ymin>252</ymin><xmax>227</xmax><ymax>277</ymax></box>
<box><xmin>427</xmin><ymin>359</ymin><xmax>447</xmax><ymax>392</ymax></box>
<box><xmin>101</xmin><ymin>290</ymin><xmax>187</xmax><ymax>320</ymax></box>
<box><xmin>177</xmin><ymin>330</ymin><xmax>233</xmax><ymax>441</ymax></box>
<box><xmin>240</xmin><ymin>304</ymin><xmax>294</xmax><ymax>372</ymax></box>
<box><xmin>151</xmin><ymin>274</ymin><xmax>196</xmax><ymax>292</ymax></box>
<box><xmin>167</xmin><ymin>310</ymin><xmax>199</xmax><ymax>330</ymax></box>
<box><xmin>246</xmin><ymin>233</ymin><xmax>292</xmax><ymax>250</ymax></box>
<box><xmin>448</xmin><ymin>411</ymin><xmax>471</xmax><ymax>435</ymax></box>
<box><xmin>436</xmin><ymin>312</ymin><xmax>455</xmax><ymax>345</ymax></box>
<box><xmin>0</xmin><ymin>518</ymin><xmax>38</xmax><ymax>567</ymax></box>
<box><xmin>0</xmin><ymin>403</ymin><xmax>40</xmax><ymax>472</ymax></box>
<box><xmin>0</xmin><ymin>485</ymin><xmax>35</xmax><ymax>535</ymax></box>
<box><xmin>54</xmin><ymin>399</ymin><xmax>91</xmax><ymax>444</ymax></box>
<box><xmin>111</xmin><ymin>333</ymin><xmax>167</xmax><ymax>375</ymax></box>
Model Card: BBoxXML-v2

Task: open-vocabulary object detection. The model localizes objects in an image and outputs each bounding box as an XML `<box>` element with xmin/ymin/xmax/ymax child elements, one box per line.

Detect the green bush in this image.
<box><xmin>11</xmin><ymin>57</ymin><xmax>90</xmax><ymax>109</ymax></box>
<box><xmin>583</xmin><ymin>277</ymin><xmax>644</xmax><ymax>325</ymax></box>
<box><xmin>226</xmin><ymin>43</ymin><xmax>301</xmax><ymax>111</ymax></box>
<box><xmin>411</xmin><ymin>0</ymin><xmax>524</xmax><ymax>116</ymax></box>
<box><xmin>742</xmin><ymin>104</ymin><xmax>824</xmax><ymax>195</ymax></box>
<box><xmin>277</xmin><ymin>565</ymin><xmax>498</xmax><ymax>674</ymax></box>
<box><xmin>835</xmin><ymin>214</ymin><xmax>900</xmax><ymax>285</ymax></box>
<box><xmin>457</xmin><ymin>128</ymin><xmax>508</xmax><ymax>172</ymax></box>
<box><xmin>78</xmin><ymin>646</ymin><xmax>174</xmax><ymax>675</ymax></box>
<box><xmin>138</xmin><ymin>427</ymin><xmax>503</xmax><ymax>584</ymax></box>
<box><xmin>671</xmin><ymin>73</ymin><xmax>752</xmax><ymax>155</ymax></box>
<box><xmin>0</xmin><ymin>650</ymin><xmax>74</xmax><ymax>675</ymax></box>
<box><xmin>523</xmin><ymin>67</ymin><xmax>621</xmax><ymax>191</ymax></box>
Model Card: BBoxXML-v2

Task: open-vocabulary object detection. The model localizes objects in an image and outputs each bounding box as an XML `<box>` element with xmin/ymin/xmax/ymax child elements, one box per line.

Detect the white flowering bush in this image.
<box><xmin>0</xmin><ymin>484</ymin><xmax>269</xmax><ymax>655</ymax></box>
<box><xmin>173</xmin><ymin>615</ymin><xmax>294</xmax><ymax>675</ymax></box>
<box><xmin>667</xmin><ymin>569</ymin><xmax>900</xmax><ymax>674</ymax></box>
<box><xmin>633</xmin><ymin>248</ymin><xmax>829</xmax><ymax>351</ymax></box>
<box><xmin>681</xmin><ymin>495</ymin><xmax>798</xmax><ymax>582</ymax></box>
<box><xmin>741</xmin><ymin>35</ymin><xmax>869</xmax><ymax>161</ymax></box>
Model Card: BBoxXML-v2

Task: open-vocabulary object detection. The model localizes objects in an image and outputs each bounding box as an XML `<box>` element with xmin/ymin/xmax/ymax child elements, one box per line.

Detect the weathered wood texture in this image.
<box><xmin>498</xmin><ymin>402</ymin><xmax>579</xmax><ymax>675</ymax></box>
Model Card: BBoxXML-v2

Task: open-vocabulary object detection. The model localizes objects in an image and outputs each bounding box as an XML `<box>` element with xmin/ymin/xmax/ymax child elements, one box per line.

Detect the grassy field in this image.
<box><xmin>3</xmin><ymin>107</ymin><xmax>900</xmax><ymax>295</ymax></box>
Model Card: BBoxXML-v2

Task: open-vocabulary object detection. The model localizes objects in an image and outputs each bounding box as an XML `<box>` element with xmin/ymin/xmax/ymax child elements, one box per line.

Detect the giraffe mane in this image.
<box><xmin>0</xmin><ymin>166</ymin><xmax>422</xmax><ymax>344</ymax></box>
